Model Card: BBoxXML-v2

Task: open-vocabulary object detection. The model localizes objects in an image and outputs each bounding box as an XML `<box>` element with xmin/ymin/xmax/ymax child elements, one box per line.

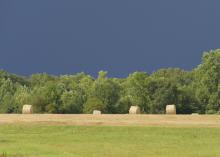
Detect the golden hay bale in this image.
<box><xmin>93</xmin><ymin>110</ymin><xmax>101</xmax><ymax>115</ymax></box>
<box><xmin>191</xmin><ymin>113</ymin><xmax>199</xmax><ymax>115</ymax></box>
<box><xmin>129</xmin><ymin>106</ymin><xmax>141</xmax><ymax>114</ymax></box>
<box><xmin>166</xmin><ymin>105</ymin><xmax>176</xmax><ymax>114</ymax></box>
<box><xmin>22</xmin><ymin>105</ymin><xmax>33</xmax><ymax>114</ymax></box>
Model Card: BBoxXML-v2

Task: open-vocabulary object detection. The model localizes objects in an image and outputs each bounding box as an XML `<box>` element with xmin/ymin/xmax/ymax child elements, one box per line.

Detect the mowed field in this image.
<box><xmin>0</xmin><ymin>114</ymin><xmax>220</xmax><ymax>157</ymax></box>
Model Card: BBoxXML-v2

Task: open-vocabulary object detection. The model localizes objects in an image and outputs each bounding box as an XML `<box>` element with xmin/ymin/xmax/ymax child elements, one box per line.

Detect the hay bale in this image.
<box><xmin>22</xmin><ymin>105</ymin><xmax>33</xmax><ymax>114</ymax></box>
<box><xmin>129</xmin><ymin>106</ymin><xmax>141</xmax><ymax>114</ymax></box>
<box><xmin>166</xmin><ymin>105</ymin><xmax>176</xmax><ymax>114</ymax></box>
<box><xmin>93</xmin><ymin>110</ymin><xmax>101</xmax><ymax>115</ymax></box>
<box><xmin>191</xmin><ymin>113</ymin><xmax>199</xmax><ymax>115</ymax></box>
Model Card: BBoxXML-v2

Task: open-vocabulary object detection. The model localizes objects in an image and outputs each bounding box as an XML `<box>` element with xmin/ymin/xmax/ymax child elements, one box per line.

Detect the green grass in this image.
<box><xmin>0</xmin><ymin>125</ymin><xmax>220</xmax><ymax>157</ymax></box>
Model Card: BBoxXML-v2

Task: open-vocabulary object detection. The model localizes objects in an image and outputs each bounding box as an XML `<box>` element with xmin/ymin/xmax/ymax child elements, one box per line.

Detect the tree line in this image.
<box><xmin>0</xmin><ymin>49</ymin><xmax>220</xmax><ymax>114</ymax></box>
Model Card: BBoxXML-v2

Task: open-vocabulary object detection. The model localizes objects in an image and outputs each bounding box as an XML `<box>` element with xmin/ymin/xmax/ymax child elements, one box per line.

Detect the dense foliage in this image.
<box><xmin>1</xmin><ymin>49</ymin><xmax>220</xmax><ymax>114</ymax></box>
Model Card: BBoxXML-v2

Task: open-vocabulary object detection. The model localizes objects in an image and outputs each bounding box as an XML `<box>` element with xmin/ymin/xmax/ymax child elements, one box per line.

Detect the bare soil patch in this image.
<box><xmin>0</xmin><ymin>114</ymin><xmax>220</xmax><ymax>127</ymax></box>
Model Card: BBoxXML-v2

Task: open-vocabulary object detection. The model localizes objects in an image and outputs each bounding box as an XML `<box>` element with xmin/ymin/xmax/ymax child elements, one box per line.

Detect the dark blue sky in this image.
<box><xmin>1</xmin><ymin>0</ymin><xmax>220</xmax><ymax>77</ymax></box>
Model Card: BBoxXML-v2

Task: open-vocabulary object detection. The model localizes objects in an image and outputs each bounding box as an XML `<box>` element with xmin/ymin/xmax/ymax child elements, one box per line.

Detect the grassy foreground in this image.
<box><xmin>0</xmin><ymin>125</ymin><xmax>220</xmax><ymax>157</ymax></box>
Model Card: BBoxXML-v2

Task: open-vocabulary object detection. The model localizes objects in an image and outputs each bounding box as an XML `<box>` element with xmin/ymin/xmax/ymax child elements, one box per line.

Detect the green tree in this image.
<box><xmin>83</xmin><ymin>97</ymin><xmax>105</xmax><ymax>113</ymax></box>
<box><xmin>13</xmin><ymin>85</ymin><xmax>31</xmax><ymax>113</ymax></box>
<box><xmin>91</xmin><ymin>71</ymin><xmax>120</xmax><ymax>113</ymax></box>
<box><xmin>123</xmin><ymin>72</ymin><xmax>149</xmax><ymax>113</ymax></box>
<box><xmin>194</xmin><ymin>49</ymin><xmax>220</xmax><ymax>113</ymax></box>
<box><xmin>146</xmin><ymin>77</ymin><xmax>179</xmax><ymax>113</ymax></box>
<box><xmin>61</xmin><ymin>89</ymin><xmax>85</xmax><ymax>113</ymax></box>
<box><xmin>0</xmin><ymin>78</ymin><xmax>16</xmax><ymax>113</ymax></box>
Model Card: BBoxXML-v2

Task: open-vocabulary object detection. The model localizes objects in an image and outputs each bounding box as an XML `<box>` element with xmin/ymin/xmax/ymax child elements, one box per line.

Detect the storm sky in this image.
<box><xmin>1</xmin><ymin>0</ymin><xmax>220</xmax><ymax>77</ymax></box>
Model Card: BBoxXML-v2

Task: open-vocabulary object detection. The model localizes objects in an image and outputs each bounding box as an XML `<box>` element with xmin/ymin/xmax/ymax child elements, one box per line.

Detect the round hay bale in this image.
<box><xmin>93</xmin><ymin>110</ymin><xmax>101</xmax><ymax>115</ymax></box>
<box><xmin>22</xmin><ymin>105</ymin><xmax>33</xmax><ymax>114</ymax></box>
<box><xmin>191</xmin><ymin>113</ymin><xmax>199</xmax><ymax>115</ymax></box>
<box><xmin>129</xmin><ymin>106</ymin><xmax>141</xmax><ymax>114</ymax></box>
<box><xmin>166</xmin><ymin>105</ymin><xmax>176</xmax><ymax>114</ymax></box>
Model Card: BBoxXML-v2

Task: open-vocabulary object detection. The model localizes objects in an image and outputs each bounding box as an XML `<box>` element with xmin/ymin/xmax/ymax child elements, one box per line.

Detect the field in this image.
<box><xmin>0</xmin><ymin>114</ymin><xmax>220</xmax><ymax>157</ymax></box>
